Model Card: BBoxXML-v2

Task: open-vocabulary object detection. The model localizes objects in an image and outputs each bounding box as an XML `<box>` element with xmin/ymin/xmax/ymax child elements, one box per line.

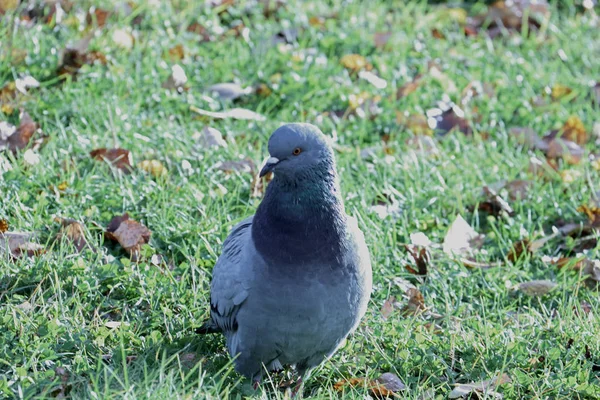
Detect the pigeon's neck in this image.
<box><xmin>252</xmin><ymin>169</ymin><xmax>347</xmax><ymax>267</ymax></box>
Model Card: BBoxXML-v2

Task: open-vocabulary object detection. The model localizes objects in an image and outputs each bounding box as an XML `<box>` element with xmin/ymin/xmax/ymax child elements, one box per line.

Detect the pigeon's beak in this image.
<box><xmin>259</xmin><ymin>156</ymin><xmax>279</xmax><ymax>177</ymax></box>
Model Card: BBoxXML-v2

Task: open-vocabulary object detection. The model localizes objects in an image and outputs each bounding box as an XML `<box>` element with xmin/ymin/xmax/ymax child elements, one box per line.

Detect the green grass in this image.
<box><xmin>1</xmin><ymin>0</ymin><xmax>599</xmax><ymax>399</ymax></box>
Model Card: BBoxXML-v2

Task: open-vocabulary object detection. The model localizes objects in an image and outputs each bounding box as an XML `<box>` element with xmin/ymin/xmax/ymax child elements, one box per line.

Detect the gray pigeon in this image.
<box><xmin>199</xmin><ymin>123</ymin><xmax>372</xmax><ymax>392</ymax></box>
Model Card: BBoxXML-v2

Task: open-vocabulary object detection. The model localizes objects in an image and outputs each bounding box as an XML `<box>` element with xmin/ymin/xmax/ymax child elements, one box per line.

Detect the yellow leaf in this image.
<box><xmin>561</xmin><ymin>115</ymin><xmax>587</xmax><ymax>145</ymax></box>
<box><xmin>0</xmin><ymin>0</ymin><xmax>19</xmax><ymax>13</ymax></box>
<box><xmin>551</xmin><ymin>84</ymin><xmax>573</xmax><ymax>101</ymax></box>
<box><xmin>340</xmin><ymin>54</ymin><xmax>368</xmax><ymax>72</ymax></box>
<box><xmin>138</xmin><ymin>160</ymin><xmax>167</xmax><ymax>177</ymax></box>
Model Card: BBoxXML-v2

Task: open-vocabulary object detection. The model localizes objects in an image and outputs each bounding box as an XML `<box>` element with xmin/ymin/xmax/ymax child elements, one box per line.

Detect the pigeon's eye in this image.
<box><xmin>292</xmin><ymin>147</ymin><xmax>302</xmax><ymax>156</ymax></box>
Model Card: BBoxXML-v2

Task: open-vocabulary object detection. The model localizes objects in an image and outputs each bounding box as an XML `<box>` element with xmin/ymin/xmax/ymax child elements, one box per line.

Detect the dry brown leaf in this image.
<box><xmin>0</xmin><ymin>219</ymin><xmax>8</xmax><ymax>233</ymax></box>
<box><xmin>190</xmin><ymin>106</ymin><xmax>266</xmax><ymax>121</ymax></box>
<box><xmin>477</xmin><ymin>186</ymin><xmax>514</xmax><ymax>217</ymax></box>
<box><xmin>216</xmin><ymin>159</ymin><xmax>255</xmax><ymax>174</ymax></box>
<box><xmin>510</xmin><ymin>127</ymin><xmax>548</xmax><ymax>151</ymax></box>
<box><xmin>187</xmin><ymin>22</ymin><xmax>212</xmax><ymax>42</ymax></box>
<box><xmin>90</xmin><ymin>148</ymin><xmax>133</xmax><ymax>173</ymax></box>
<box><xmin>545</xmin><ymin>138</ymin><xmax>584</xmax><ymax>164</ymax></box>
<box><xmin>508</xmin><ymin>233</ymin><xmax>557</xmax><ymax>262</ymax></box>
<box><xmin>138</xmin><ymin>159</ymin><xmax>167</xmax><ymax>177</ymax></box>
<box><xmin>166</xmin><ymin>44</ymin><xmax>185</xmax><ymax>61</ymax></box>
<box><xmin>105</xmin><ymin>213</ymin><xmax>151</xmax><ymax>260</ymax></box>
<box><xmin>374</xmin><ymin>32</ymin><xmax>392</xmax><ymax>48</ymax></box>
<box><xmin>195</xmin><ymin>126</ymin><xmax>227</xmax><ymax>148</ymax></box>
<box><xmin>402</xmin><ymin>288</ymin><xmax>426</xmax><ymax>316</ymax></box>
<box><xmin>57</xmin><ymin>34</ymin><xmax>107</xmax><ymax>78</ymax></box>
<box><xmin>381</xmin><ymin>296</ymin><xmax>395</xmax><ymax>320</ymax></box>
<box><xmin>560</xmin><ymin>115</ymin><xmax>587</xmax><ymax>145</ymax></box>
<box><xmin>404</xmin><ymin>245</ymin><xmax>430</xmax><ymax>275</ymax></box>
<box><xmin>396</xmin><ymin>74</ymin><xmax>424</xmax><ymax>99</ymax></box>
<box><xmin>0</xmin><ymin>111</ymin><xmax>37</xmax><ymax>153</ymax></box>
<box><xmin>518</xmin><ymin>280</ymin><xmax>556</xmax><ymax>296</ymax></box>
<box><xmin>206</xmin><ymin>83</ymin><xmax>253</xmax><ymax>101</ymax></box>
<box><xmin>333</xmin><ymin>377</ymin><xmax>366</xmax><ymax>392</ymax></box>
<box><xmin>55</xmin><ymin>218</ymin><xmax>88</xmax><ymax>253</ymax></box>
<box><xmin>86</xmin><ymin>7</ymin><xmax>110</xmax><ymax>27</ymax></box>
<box><xmin>449</xmin><ymin>373</ymin><xmax>511</xmax><ymax>399</ymax></box>
<box><xmin>0</xmin><ymin>231</ymin><xmax>45</xmax><ymax>258</ymax></box>
<box><xmin>461</xmin><ymin>257</ymin><xmax>503</xmax><ymax>269</ymax></box>
<box><xmin>372</xmin><ymin>372</ymin><xmax>406</xmax><ymax>397</ymax></box>
<box><xmin>340</xmin><ymin>54</ymin><xmax>368</xmax><ymax>72</ymax></box>
<box><xmin>466</xmin><ymin>0</ymin><xmax>550</xmax><ymax>38</ymax></box>
<box><xmin>426</xmin><ymin>102</ymin><xmax>471</xmax><ymax>136</ymax></box>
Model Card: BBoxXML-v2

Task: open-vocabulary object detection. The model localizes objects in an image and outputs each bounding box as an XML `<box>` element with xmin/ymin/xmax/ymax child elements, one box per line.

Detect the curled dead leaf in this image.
<box><xmin>402</xmin><ymin>288</ymin><xmax>426</xmax><ymax>316</ymax></box>
<box><xmin>90</xmin><ymin>148</ymin><xmax>133</xmax><ymax>173</ymax></box>
<box><xmin>55</xmin><ymin>218</ymin><xmax>89</xmax><ymax>253</ymax></box>
<box><xmin>404</xmin><ymin>245</ymin><xmax>430</xmax><ymax>276</ymax></box>
<box><xmin>0</xmin><ymin>219</ymin><xmax>8</xmax><ymax>233</ymax></box>
<box><xmin>0</xmin><ymin>231</ymin><xmax>45</xmax><ymax>258</ymax></box>
<box><xmin>105</xmin><ymin>213</ymin><xmax>151</xmax><ymax>260</ymax></box>
<box><xmin>0</xmin><ymin>111</ymin><xmax>38</xmax><ymax>153</ymax></box>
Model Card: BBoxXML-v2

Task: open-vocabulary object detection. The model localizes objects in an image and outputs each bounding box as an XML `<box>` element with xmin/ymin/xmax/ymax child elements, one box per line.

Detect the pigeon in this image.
<box><xmin>198</xmin><ymin>123</ymin><xmax>372</xmax><ymax>393</ymax></box>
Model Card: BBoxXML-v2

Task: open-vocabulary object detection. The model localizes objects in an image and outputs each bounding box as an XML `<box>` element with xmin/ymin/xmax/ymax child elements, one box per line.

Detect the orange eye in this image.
<box><xmin>292</xmin><ymin>147</ymin><xmax>302</xmax><ymax>155</ymax></box>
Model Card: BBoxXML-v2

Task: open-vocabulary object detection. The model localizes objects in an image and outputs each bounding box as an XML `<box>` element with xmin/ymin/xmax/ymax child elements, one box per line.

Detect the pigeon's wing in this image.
<box><xmin>209</xmin><ymin>216</ymin><xmax>253</xmax><ymax>333</ymax></box>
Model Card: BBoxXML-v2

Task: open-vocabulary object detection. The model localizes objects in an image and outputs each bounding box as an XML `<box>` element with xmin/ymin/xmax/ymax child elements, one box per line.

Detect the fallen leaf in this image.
<box><xmin>477</xmin><ymin>185</ymin><xmax>514</xmax><ymax>217</ymax></box>
<box><xmin>404</xmin><ymin>245</ymin><xmax>430</xmax><ymax>275</ymax></box>
<box><xmin>381</xmin><ymin>296</ymin><xmax>395</xmax><ymax>320</ymax></box>
<box><xmin>518</xmin><ymin>280</ymin><xmax>556</xmax><ymax>296</ymax></box>
<box><xmin>165</xmin><ymin>44</ymin><xmax>185</xmax><ymax>61</ymax></box>
<box><xmin>55</xmin><ymin>218</ymin><xmax>88</xmax><ymax>253</ymax></box>
<box><xmin>86</xmin><ymin>6</ymin><xmax>111</xmax><ymax>27</ymax></box>
<box><xmin>105</xmin><ymin>213</ymin><xmax>151</xmax><ymax>260</ymax></box>
<box><xmin>333</xmin><ymin>377</ymin><xmax>367</xmax><ymax>393</ymax></box>
<box><xmin>449</xmin><ymin>373</ymin><xmax>511</xmax><ymax>399</ymax></box>
<box><xmin>138</xmin><ymin>159</ymin><xmax>167</xmax><ymax>177</ymax></box>
<box><xmin>461</xmin><ymin>257</ymin><xmax>503</xmax><ymax>269</ymax></box>
<box><xmin>466</xmin><ymin>0</ymin><xmax>550</xmax><ymax>38</ymax></box>
<box><xmin>57</xmin><ymin>34</ymin><xmax>107</xmax><ymax>78</ymax></box>
<box><xmin>90</xmin><ymin>148</ymin><xmax>133</xmax><ymax>173</ymax></box>
<box><xmin>195</xmin><ymin>126</ymin><xmax>228</xmax><ymax>148</ymax></box>
<box><xmin>374</xmin><ymin>32</ymin><xmax>392</xmax><ymax>48</ymax></box>
<box><xmin>206</xmin><ymin>83</ymin><xmax>253</xmax><ymax>101</ymax></box>
<box><xmin>190</xmin><ymin>106</ymin><xmax>266</xmax><ymax>121</ymax></box>
<box><xmin>508</xmin><ymin>233</ymin><xmax>557</xmax><ymax>262</ymax></box>
<box><xmin>510</xmin><ymin>127</ymin><xmax>548</xmax><ymax>151</ymax></box>
<box><xmin>426</xmin><ymin>101</ymin><xmax>471</xmax><ymax>136</ymax></box>
<box><xmin>340</xmin><ymin>54</ymin><xmax>368</xmax><ymax>73</ymax></box>
<box><xmin>372</xmin><ymin>372</ymin><xmax>406</xmax><ymax>397</ymax></box>
<box><xmin>215</xmin><ymin>159</ymin><xmax>255</xmax><ymax>174</ymax></box>
<box><xmin>0</xmin><ymin>111</ymin><xmax>38</xmax><ymax>153</ymax></box>
<box><xmin>187</xmin><ymin>22</ymin><xmax>213</xmax><ymax>42</ymax></box>
<box><xmin>402</xmin><ymin>288</ymin><xmax>426</xmax><ymax>316</ymax></box>
<box><xmin>559</xmin><ymin>115</ymin><xmax>587</xmax><ymax>145</ymax></box>
<box><xmin>162</xmin><ymin>64</ymin><xmax>188</xmax><ymax>92</ymax></box>
<box><xmin>443</xmin><ymin>215</ymin><xmax>484</xmax><ymax>257</ymax></box>
<box><xmin>0</xmin><ymin>231</ymin><xmax>45</xmax><ymax>258</ymax></box>
<box><xmin>551</xmin><ymin>84</ymin><xmax>573</xmax><ymax>101</ymax></box>
<box><xmin>0</xmin><ymin>0</ymin><xmax>19</xmax><ymax>14</ymax></box>
<box><xmin>0</xmin><ymin>219</ymin><xmax>7</xmax><ymax>233</ymax></box>
<box><xmin>545</xmin><ymin>138</ymin><xmax>584</xmax><ymax>164</ymax></box>
<box><xmin>396</xmin><ymin>74</ymin><xmax>423</xmax><ymax>99</ymax></box>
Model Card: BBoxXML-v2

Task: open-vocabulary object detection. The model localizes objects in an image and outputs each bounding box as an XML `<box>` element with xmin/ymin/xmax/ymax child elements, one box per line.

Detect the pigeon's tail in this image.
<box><xmin>196</xmin><ymin>320</ymin><xmax>222</xmax><ymax>334</ymax></box>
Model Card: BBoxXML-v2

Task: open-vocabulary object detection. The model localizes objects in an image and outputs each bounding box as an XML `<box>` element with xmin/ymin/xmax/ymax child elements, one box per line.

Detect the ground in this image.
<box><xmin>1</xmin><ymin>0</ymin><xmax>599</xmax><ymax>399</ymax></box>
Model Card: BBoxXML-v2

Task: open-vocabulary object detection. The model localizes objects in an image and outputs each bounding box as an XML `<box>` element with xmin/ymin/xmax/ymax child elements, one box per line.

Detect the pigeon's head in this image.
<box><xmin>259</xmin><ymin>123</ymin><xmax>334</xmax><ymax>180</ymax></box>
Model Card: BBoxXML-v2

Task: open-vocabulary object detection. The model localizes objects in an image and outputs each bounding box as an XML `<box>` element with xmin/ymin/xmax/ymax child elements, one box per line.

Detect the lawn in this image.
<box><xmin>1</xmin><ymin>0</ymin><xmax>600</xmax><ymax>399</ymax></box>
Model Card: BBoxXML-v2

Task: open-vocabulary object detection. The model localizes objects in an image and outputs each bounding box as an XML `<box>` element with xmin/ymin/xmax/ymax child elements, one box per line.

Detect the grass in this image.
<box><xmin>1</xmin><ymin>0</ymin><xmax>599</xmax><ymax>398</ymax></box>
